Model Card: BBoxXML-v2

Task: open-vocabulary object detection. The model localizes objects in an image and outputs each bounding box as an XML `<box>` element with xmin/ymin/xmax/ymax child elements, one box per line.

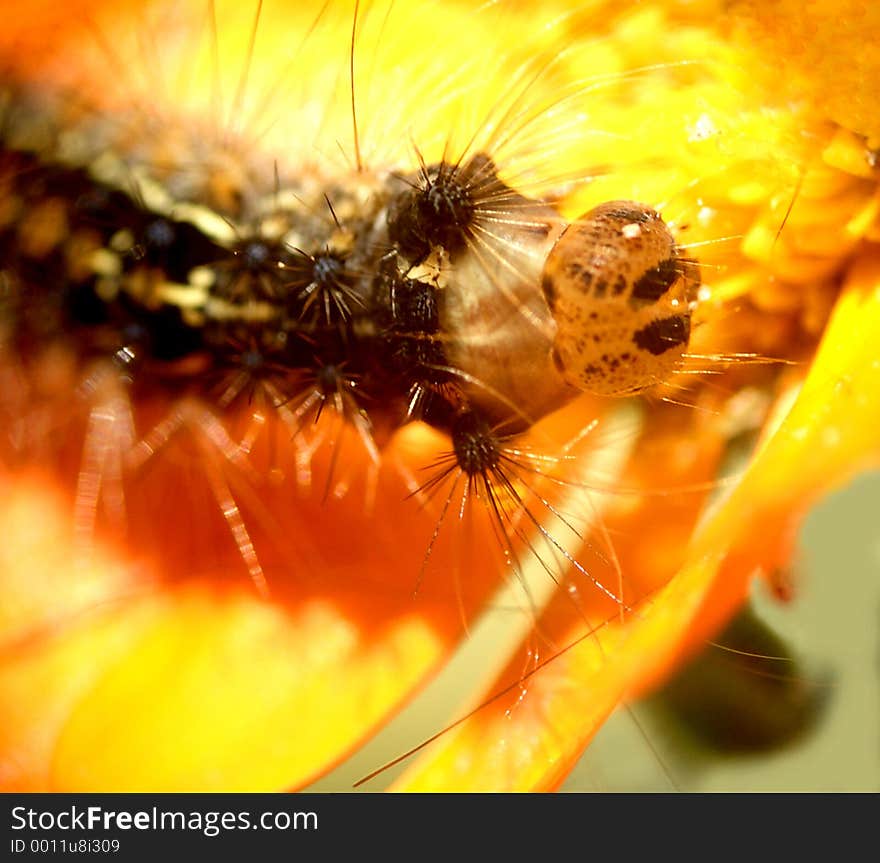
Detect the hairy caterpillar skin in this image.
<box><xmin>0</xmin><ymin>108</ymin><xmax>691</xmax><ymax>445</ymax></box>
<box><xmin>2</xmin><ymin>0</ymin><xmax>877</xmax><ymax>794</ymax></box>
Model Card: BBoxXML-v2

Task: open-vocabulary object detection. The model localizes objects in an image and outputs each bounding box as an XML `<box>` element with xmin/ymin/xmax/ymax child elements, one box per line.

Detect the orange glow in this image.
<box><xmin>1</xmin><ymin>0</ymin><xmax>878</xmax><ymax>792</ymax></box>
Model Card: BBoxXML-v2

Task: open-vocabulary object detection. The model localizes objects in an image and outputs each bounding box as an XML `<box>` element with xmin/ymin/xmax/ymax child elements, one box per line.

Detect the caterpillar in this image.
<box><xmin>1</xmin><ymin>0</ymin><xmax>877</xmax><ymax>792</ymax></box>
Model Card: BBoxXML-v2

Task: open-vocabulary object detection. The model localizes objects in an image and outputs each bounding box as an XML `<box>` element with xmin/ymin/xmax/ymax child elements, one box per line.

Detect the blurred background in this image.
<box><xmin>308</xmin><ymin>470</ymin><xmax>880</xmax><ymax>792</ymax></box>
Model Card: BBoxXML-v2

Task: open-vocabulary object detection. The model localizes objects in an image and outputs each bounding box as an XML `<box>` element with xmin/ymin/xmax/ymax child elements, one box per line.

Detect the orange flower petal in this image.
<box><xmin>0</xmin><ymin>417</ymin><xmax>521</xmax><ymax>789</ymax></box>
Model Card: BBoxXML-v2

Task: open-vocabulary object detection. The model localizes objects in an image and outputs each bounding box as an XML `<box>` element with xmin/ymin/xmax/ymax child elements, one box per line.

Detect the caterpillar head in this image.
<box><xmin>542</xmin><ymin>201</ymin><xmax>701</xmax><ymax>397</ymax></box>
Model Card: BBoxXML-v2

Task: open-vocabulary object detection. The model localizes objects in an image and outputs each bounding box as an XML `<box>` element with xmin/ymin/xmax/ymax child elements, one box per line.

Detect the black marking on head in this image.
<box><xmin>611</xmin><ymin>273</ymin><xmax>628</xmax><ymax>296</ymax></box>
<box><xmin>632</xmin><ymin>314</ymin><xmax>691</xmax><ymax>356</ymax></box>
<box><xmin>629</xmin><ymin>257</ymin><xmax>680</xmax><ymax>307</ymax></box>
<box><xmin>568</xmin><ymin>262</ymin><xmax>589</xmax><ymax>286</ymax></box>
<box><xmin>452</xmin><ymin>411</ymin><xmax>500</xmax><ymax>477</ymax></box>
<box><xmin>541</xmin><ymin>273</ymin><xmax>558</xmax><ymax>309</ymax></box>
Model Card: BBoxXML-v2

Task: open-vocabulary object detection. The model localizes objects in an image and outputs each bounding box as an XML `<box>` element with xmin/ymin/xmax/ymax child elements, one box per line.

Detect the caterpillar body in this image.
<box><xmin>1</xmin><ymin>108</ymin><xmax>698</xmax><ymax>453</ymax></box>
